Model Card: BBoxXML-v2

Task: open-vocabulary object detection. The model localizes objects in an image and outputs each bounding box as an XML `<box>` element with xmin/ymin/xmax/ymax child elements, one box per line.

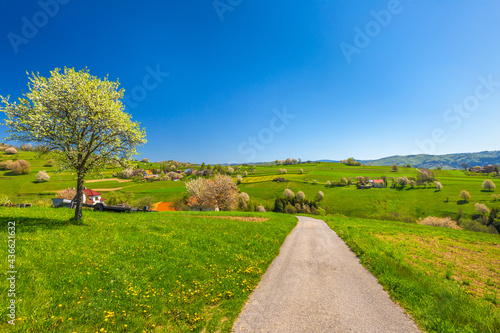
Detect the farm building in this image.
<box><xmin>372</xmin><ymin>179</ymin><xmax>385</xmax><ymax>188</ymax></box>
<box><xmin>83</xmin><ymin>189</ymin><xmax>105</xmax><ymax>205</ymax></box>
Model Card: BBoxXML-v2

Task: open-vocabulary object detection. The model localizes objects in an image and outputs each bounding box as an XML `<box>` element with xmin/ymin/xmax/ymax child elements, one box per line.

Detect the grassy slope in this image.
<box><xmin>323</xmin><ymin>215</ymin><xmax>500</xmax><ymax>332</ymax></box>
<box><xmin>2</xmin><ymin>151</ymin><xmax>499</xmax><ymax>220</ymax></box>
<box><xmin>0</xmin><ymin>207</ymin><xmax>297</xmax><ymax>332</ymax></box>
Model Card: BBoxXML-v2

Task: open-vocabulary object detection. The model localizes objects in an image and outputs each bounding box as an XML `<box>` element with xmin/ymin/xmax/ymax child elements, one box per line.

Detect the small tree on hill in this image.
<box><xmin>460</xmin><ymin>190</ymin><xmax>471</xmax><ymax>202</ymax></box>
<box><xmin>475</xmin><ymin>203</ymin><xmax>490</xmax><ymax>215</ymax></box>
<box><xmin>392</xmin><ymin>164</ymin><xmax>399</xmax><ymax>172</ymax></box>
<box><xmin>10</xmin><ymin>160</ymin><xmax>30</xmax><ymax>175</ymax></box>
<box><xmin>36</xmin><ymin>170</ymin><xmax>50</xmax><ymax>182</ymax></box>
<box><xmin>296</xmin><ymin>191</ymin><xmax>306</xmax><ymax>200</ymax></box>
<box><xmin>316</xmin><ymin>191</ymin><xmax>324</xmax><ymax>202</ymax></box>
<box><xmin>435</xmin><ymin>181</ymin><xmax>443</xmax><ymax>190</ymax></box>
<box><xmin>1</xmin><ymin>67</ymin><xmax>146</xmax><ymax>220</ymax></box>
<box><xmin>482</xmin><ymin>179</ymin><xmax>496</xmax><ymax>192</ymax></box>
<box><xmin>283</xmin><ymin>189</ymin><xmax>295</xmax><ymax>199</ymax></box>
<box><xmin>5</xmin><ymin>147</ymin><xmax>17</xmax><ymax>154</ymax></box>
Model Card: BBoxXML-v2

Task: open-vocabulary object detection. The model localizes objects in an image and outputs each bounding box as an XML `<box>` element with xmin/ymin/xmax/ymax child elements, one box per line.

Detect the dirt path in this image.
<box><xmin>232</xmin><ymin>216</ymin><xmax>420</xmax><ymax>332</ymax></box>
<box><xmin>85</xmin><ymin>178</ymin><xmax>133</xmax><ymax>183</ymax></box>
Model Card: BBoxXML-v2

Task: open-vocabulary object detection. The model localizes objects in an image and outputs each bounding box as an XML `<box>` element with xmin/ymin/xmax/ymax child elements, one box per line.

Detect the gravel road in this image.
<box><xmin>232</xmin><ymin>216</ymin><xmax>421</xmax><ymax>333</ymax></box>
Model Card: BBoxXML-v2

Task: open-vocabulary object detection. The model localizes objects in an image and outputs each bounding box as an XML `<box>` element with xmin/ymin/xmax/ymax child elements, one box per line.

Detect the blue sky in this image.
<box><xmin>1</xmin><ymin>1</ymin><xmax>500</xmax><ymax>164</ymax></box>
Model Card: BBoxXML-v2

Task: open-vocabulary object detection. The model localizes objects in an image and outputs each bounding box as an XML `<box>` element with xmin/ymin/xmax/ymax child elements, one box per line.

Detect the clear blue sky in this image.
<box><xmin>1</xmin><ymin>1</ymin><xmax>500</xmax><ymax>164</ymax></box>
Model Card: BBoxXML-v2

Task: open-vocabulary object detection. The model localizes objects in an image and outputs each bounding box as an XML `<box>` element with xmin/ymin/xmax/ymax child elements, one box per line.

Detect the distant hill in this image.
<box><xmin>356</xmin><ymin>151</ymin><xmax>500</xmax><ymax>170</ymax></box>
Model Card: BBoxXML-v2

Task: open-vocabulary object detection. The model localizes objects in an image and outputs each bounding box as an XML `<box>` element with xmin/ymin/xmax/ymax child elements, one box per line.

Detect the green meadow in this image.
<box><xmin>1</xmin><ymin>151</ymin><xmax>499</xmax><ymax>222</ymax></box>
<box><xmin>323</xmin><ymin>215</ymin><xmax>500</xmax><ymax>332</ymax></box>
<box><xmin>0</xmin><ymin>207</ymin><xmax>297</xmax><ymax>332</ymax></box>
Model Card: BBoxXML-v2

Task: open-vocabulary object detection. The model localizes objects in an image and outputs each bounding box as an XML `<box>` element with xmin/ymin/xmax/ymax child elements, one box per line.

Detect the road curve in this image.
<box><xmin>232</xmin><ymin>216</ymin><xmax>420</xmax><ymax>333</ymax></box>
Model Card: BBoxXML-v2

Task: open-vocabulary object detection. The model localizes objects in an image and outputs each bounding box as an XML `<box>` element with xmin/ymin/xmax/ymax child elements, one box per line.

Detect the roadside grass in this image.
<box><xmin>0</xmin><ymin>207</ymin><xmax>297</xmax><ymax>332</ymax></box>
<box><xmin>323</xmin><ymin>215</ymin><xmax>500</xmax><ymax>332</ymax></box>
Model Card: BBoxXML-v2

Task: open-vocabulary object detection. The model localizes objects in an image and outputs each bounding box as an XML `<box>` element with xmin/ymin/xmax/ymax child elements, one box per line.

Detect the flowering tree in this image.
<box><xmin>482</xmin><ymin>179</ymin><xmax>496</xmax><ymax>192</ymax></box>
<box><xmin>316</xmin><ymin>191</ymin><xmax>324</xmax><ymax>202</ymax></box>
<box><xmin>186</xmin><ymin>175</ymin><xmax>238</xmax><ymax>211</ymax></box>
<box><xmin>1</xmin><ymin>67</ymin><xmax>146</xmax><ymax>220</ymax></box>
<box><xmin>475</xmin><ymin>203</ymin><xmax>490</xmax><ymax>215</ymax></box>
<box><xmin>283</xmin><ymin>189</ymin><xmax>295</xmax><ymax>199</ymax></box>
<box><xmin>435</xmin><ymin>181</ymin><xmax>443</xmax><ymax>190</ymax></box>
<box><xmin>36</xmin><ymin>170</ymin><xmax>50</xmax><ymax>182</ymax></box>
<box><xmin>459</xmin><ymin>190</ymin><xmax>471</xmax><ymax>202</ymax></box>
<box><xmin>296</xmin><ymin>191</ymin><xmax>306</xmax><ymax>200</ymax></box>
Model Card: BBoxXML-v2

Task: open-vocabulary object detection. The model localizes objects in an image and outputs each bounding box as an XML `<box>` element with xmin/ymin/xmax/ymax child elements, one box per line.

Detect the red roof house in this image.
<box><xmin>83</xmin><ymin>189</ymin><xmax>105</xmax><ymax>205</ymax></box>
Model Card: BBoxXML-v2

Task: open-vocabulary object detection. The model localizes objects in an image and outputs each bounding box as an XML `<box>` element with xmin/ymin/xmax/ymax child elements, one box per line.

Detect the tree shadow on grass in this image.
<box><xmin>457</xmin><ymin>200</ymin><xmax>469</xmax><ymax>205</ymax></box>
<box><xmin>0</xmin><ymin>214</ymin><xmax>86</xmax><ymax>232</ymax></box>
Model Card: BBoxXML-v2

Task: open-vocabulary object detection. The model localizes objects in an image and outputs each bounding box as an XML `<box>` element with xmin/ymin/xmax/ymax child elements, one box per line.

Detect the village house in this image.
<box><xmin>83</xmin><ymin>189</ymin><xmax>105</xmax><ymax>205</ymax></box>
<box><xmin>372</xmin><ymin>179</ymin><xmax>386</xmax><ymax>188</ymax></box>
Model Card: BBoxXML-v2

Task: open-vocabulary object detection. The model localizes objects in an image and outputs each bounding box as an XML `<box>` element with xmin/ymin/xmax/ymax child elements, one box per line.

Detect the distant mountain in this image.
<box><xmin>356</xmin><ymin>151</ymin><xmax>500</xmax><ymax>170</ymax></box>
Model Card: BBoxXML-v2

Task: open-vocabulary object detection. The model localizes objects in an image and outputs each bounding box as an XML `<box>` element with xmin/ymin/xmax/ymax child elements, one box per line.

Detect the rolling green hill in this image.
<box><xmin>359</xmin><ymin>150</ymin><xmax>500</xmax><ymax>170</ymax></box>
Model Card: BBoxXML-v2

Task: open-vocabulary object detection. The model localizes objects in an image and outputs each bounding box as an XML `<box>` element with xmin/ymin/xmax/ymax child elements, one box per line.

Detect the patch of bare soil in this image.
<box><xmin>195</xmin><ymin>216</ymin><xmax>269</xmax><ymax>222</ymax></box>
<box><xmin>85</xmin><ymin>178</ymin><xmax>133</xmax><ymax>183</ymax></box>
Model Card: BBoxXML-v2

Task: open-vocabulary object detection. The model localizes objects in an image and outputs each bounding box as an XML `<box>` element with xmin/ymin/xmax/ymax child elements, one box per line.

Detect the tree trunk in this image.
<box><xmin>74</xmin><ymin>175</ymin><xmax>84</xmax><ymax>220</ymax></box>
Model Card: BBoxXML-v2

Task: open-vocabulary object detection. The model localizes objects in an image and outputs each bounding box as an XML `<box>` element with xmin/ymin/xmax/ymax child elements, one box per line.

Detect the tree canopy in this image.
<box><xmin>1</xmin><ymin>67</ymin><xmax>146</xmax><ymax>219</ymax></box>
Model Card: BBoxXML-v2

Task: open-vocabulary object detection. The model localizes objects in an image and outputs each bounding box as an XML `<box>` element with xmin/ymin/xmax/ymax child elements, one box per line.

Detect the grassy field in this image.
<box><xmin>323</xmin><ymin>215</ymin><xmax>500</xmax><ymax>332</ymax></box>
<box><xmin>0</xmin><ymin>207</ymin><xmax>297</xmax><ymax>332</ymax></box>
<box><xmin>2</xmin><ymin>151</ymin><xmax>499</xmax><ymax>221</ymax></box>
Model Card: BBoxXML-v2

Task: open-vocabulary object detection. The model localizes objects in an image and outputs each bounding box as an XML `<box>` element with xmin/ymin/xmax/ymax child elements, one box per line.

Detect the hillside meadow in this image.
<box><xmin>323</xmin><ymin>215</ymin><xmax>500</xmax><ymax>332</ymax></box>
<box><xmin>1</xmin><ymin>151</ymin><xmax>499</xmax><ymax>222</ymax></box>
<box><xmin>0</xmin><ymin>207</ymin><xmax>297</xmax><ymax>332</ymax></box>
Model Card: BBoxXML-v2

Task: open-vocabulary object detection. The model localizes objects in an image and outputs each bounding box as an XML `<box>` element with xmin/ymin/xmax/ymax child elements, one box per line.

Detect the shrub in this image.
<box><xmin>141</xmin><ymin>158</ymin><xmax>149</xmax><ymax>163</ymax></box>
<box><xmin>134</xmin><ymin>196</ymin><xmax>156</xmax><ymax>209</ymax></box>
<box><xmin>239</xmin><ymin>192</ymin><xmax>250</xmax><ymax>202</ymax></box>
<box><xmin>392</xmin><ymin>164</ymin><xmax>399</xmax><ymax>171</ymax></box>
<box><xmin>299</xmin><ymin>168</ymin><xmax>303</xmax><ymax>174</ymax></box>
<box><xmin>45</xmin><ymin>159</ymin><xmax>56</xmax><ymax>167</ymax></box>
<box><xmin>417</xmin><ymin>216</ymin><xmax>461</xmax><ymax>230</ymax></box>
<box><xmin>283</xmin><ymin>189</ymin><xmax>295</xmax><ymax>199</ymax></box>
<box><xmin>5</xmin><ymin>147</ymin><xmax>17</xmax><ymax>154</ymax></box>
<box><xmin>492</xmin><ymin>194</ymin><xmax>500</xmax><ymax>202</ymax></box>
<box><xmin>326</xmin><ymin>180</ymin><xmax>331</xmax><ymax>186</ymax></box>
<box><xmin>227</xmin><ymin>167</ymin><xmax>234</xmax><ymax>174</ymax></box>
<box><xmin>475</xmin><ymin>203</ymin><xmax>490</xmax><ymax>215</ymax></box>
<box><xmin>57</xmin><ymin>187</ymin><xmax>77</xmax><ymax>200</ymax></box>
<box><xmin>0</xmin><ymin>160</ymin><xmax>13</xmax><ymax>170</ymax></box>
<box><xmin>435</xmin><ymin>181</ymin><xmax>443</xmax><ymax>190</ymax></box>
<box><xmin>0</xmin><ymin>194</ymin><xmax>11</xmax><ymax>205</ymax></box>
<box><xmin>106</xmin><ymin>191</ymin><xmax>135</xmax><ymax>206</ymax></box>
<box><xmin>33</xmin><ymin>198</ymin><xmax>52</xmax><ymax>207</ymax></box>
<box><xmin>256</xmin><ymin>205</ymin><xmax>266</xmax><ymax>212</ymax></box>
<box><xmin>284</xmin><ymin>203</ymin><xmax>297</xmax><ymax>214</ymax></box>
<box><xmin>10</xmin><ymin>160</ymin><xmax>30</xmax><ymax>175</ymax></box>
<box><xmin>341</xmin><ymin>177</ymin><xmax>348</xmax><ymax>185</ymax></box>
<box><xmin>459</xmin><ymin>219</ymin><xmax>499</xmax><ymax>234</ymax></box>
<box><xmin>36</xmin><ymin>170</ymin><xmax>50</xmax><ymax>182</ymax></box>
<box><xmin>282</xmin><ymin>169</ymin><xmax>287</xmax><ymax>174</ymax></box>
<box><xmin>296</xmin><ymin>191</ymin><xmax>305</xmax><ymax>200</ymax></box>
<box><xmin>316</xmin><ymin>207</ymin><xmax>326</xmax><ymax>215</ymax></box>
<box><xmin>243</xmin><ymin>171</ymin><xmax>248</xmax><ymax>177</ymax></box>
<box><xmin>459</xmin><ymin>190</ymin><xmax>471</xmax><ymax>202</ymax></box>
<box><xmin>273</xmin><ymin>177</ymin><xmax>287</xmax><ymax>183</ymax></box>
<box><xmin>312</xmin><ymin>179</ymin><xmax>318</xmax><ymax>184</ymax></box>
<box><xmin>482</xmin><ymin>179</ymin><xmax>496</xmax><ymax>192</ymax></box>
<box><xmin>236</xmin><ymin>175</ymin><xmax>243</xmax><ymax>184</ymax></box>
<box><xmin>316</xmin><ymin>191</ymin><xmax>324</xmax><ymax>201</ymax></box>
